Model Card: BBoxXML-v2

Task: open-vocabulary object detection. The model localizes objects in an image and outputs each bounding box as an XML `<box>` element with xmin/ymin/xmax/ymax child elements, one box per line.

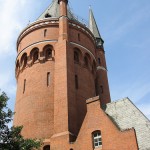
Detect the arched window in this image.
<box><xmin>21</xmin><ymin>53</ymin><xmax>27</xmax><ymax>68</ymax></box>
<box><xmin>46</xmin><ymin>48</ymin><xmax>52</xmax><ymax>59</ymax></box>
<box><xmin>43</xmin><ymin>145</ymin><xmax>50</xmax><ymax>150</ymax></box>
<box><xmin>84</xmin><ymin>56</ymin><xmax>88</xmax><ymax>67</ymax></box>
<box><xmin>74</xmin><ymin>51</ymin><xmax>79</xmax><ymax>63</ymax></box>
<box><xmin>92</xmin><ymin>130</ymin><xmax>102</xmax><ymax>149</ymax></box>
<box><xmin>74</xmin><ymin>48</ymin><xmax>82</xmax><ymax>64</ymax></box>
<box><xmin>43</xmin><ymin>45</ymin><xmax>53</xmax><ymax>60</ymax></box>
<box><xmin>30</xmin><ymin>48</ymin><xmax>39</xmax><ymax>63</ymax></box>
<box><xmin>33</xmin><ymin>51</ymin><xmax>39</xmax><ymax>63</ymax></box>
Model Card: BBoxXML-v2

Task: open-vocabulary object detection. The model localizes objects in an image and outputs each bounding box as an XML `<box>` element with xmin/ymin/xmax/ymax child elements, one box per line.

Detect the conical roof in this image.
<box><xmin>89</xmin><ymin>8</ymin><xmax>101</xmax><ymax>38</ymax></box>
<box><xmin>38</xmin><ymin>0</ymin><xmax>76</xmax><ymax>20</ymax></box>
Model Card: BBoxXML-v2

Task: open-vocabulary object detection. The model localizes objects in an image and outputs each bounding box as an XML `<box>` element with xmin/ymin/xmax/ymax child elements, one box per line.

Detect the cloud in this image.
<box><xmin>0</xmin><ymin>0</ymin><xmax>27</xmax><ymax>55</ymax></box>
<box><xmin>0</xmin><ymin>0</ymin><xmax>27</xmax><ymax>107</ymax></box>
<box><xmin>103</xmin><ymin>4</ymin><xmax>150</xmax><ymax>46</ymax></box>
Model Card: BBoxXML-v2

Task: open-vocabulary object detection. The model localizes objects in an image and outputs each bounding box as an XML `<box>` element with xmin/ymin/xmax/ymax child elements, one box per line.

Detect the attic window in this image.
<box><xmin>45</xmin><ymin>13</ymin><xmax>51</xmax><ymax>18</ymax></box>
<box><xmin>92</xmin><ymin>131</ymin><xmax>102</xmax><ymax>149</ymax></box>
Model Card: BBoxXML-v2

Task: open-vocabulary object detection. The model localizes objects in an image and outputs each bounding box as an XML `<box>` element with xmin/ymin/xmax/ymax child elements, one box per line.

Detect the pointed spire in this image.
<box><xmin>89</xmin><ymin>7</ymin><xmax>101</xmax><ymax>38</ymax></box>
<box><xmin>89</xmin><ymin>7</ymin><xmax>104</xmax><ymax>47</ymax></box>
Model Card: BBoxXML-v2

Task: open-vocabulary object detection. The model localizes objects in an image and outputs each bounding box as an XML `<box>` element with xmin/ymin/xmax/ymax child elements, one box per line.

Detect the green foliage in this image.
<box><xmin>0</xmin><ymin>92</ymin><xmax>42</xmax><ymax>150</ymax></box>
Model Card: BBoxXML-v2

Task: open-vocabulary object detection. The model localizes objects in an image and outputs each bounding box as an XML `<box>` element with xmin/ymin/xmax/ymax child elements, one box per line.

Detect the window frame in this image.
<box><xmin>92</xmin><ymin>130</ymin><xmax>102</xmax><ymax>149</ymax></box>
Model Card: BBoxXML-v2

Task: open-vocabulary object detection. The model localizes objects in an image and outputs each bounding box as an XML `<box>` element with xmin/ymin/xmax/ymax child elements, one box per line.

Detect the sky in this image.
<box><xmin>0</xmin><ymin>0</ymin><xmax>149</xmax><ymax>120</ymax></box>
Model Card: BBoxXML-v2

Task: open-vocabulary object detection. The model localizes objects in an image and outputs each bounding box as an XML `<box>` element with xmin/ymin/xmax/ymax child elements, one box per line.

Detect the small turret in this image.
<box><xmin>88</xmin><ymin>7</ymin><xmax>111</xmax><ymax>105</ymax></box>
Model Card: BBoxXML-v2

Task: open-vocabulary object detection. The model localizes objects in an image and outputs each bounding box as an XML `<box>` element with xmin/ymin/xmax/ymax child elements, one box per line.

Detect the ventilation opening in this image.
<box><xmin>44</xmin><ymin>29</ymin><xmax>47</xmax><ymax>37</ymax></box>
<box><xmin>47</xmin><ymin>72</ymin><xmax>50</xmax><ymax>87</ymax></box>
<box><xmin>98</xmin><ymin>58</ymin><xmax>101</xmax><ymax>65</ymax></box>
<box><xmin>45</xmin><ymin>13</ymin><xmax>52</xmax><ymax>18</ymax></box>
<box><xmin>23</xmin><ymin>79</ymin><xmax>26</xmax><ymax>94</ymax></box>
<box><xmin>100</xmin><ymin>85</ymin><xmax>103</xmax><ymax>94</ymax></box>
<box><xmin>78</xmin><ymin>33</ymin><xmax>80</xmax><ymax>41</ymax></box>
<box><xmin>75</xmin><ymin>75</ymin><xmax>78</xmax><ymax>89</ymax></box>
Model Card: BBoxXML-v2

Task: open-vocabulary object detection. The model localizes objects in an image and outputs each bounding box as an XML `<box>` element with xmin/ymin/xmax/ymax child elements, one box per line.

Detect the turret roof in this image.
<box><xmin>38</xmin><ymin>0</ymin><xmax>76</xmax><ymax>21</ymax></box>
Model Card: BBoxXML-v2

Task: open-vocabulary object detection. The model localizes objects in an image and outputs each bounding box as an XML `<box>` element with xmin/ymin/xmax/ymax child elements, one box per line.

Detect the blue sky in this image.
<box><xmin>0</xmin><ymin>0</ymin><xmax>150</xmax><ymax>119</ymax></box>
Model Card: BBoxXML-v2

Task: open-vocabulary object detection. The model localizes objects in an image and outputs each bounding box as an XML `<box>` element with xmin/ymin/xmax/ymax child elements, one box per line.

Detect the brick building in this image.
<box><xmin>14</xmin><ymin>0</ymin><xmax>150</xmax><ymax>149</ymax></box>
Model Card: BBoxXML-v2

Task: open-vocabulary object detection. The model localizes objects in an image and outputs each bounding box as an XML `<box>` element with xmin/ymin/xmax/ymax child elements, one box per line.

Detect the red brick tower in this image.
<box><xmin>14</xmin><ymin>0</ymin><xmax>111</xmax><ymax>148</ymax></box>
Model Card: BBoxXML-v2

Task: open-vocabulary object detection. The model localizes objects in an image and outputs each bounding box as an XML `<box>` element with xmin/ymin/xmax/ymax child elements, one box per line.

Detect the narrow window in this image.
<box><xmin>44</xmin><ymin>29</ymin><xmax>47</xmax><ymax>37</ymax></box>
<box><xmin>23</xmin><ymin>55</ymin><xmax>27</xmax><ymax>68</ymax></box>
<box><xmin>92</xmin><ymin>131</ymin><xmax>102</xmax><ymax>149</ymax></box>
<box><xmin>33</xmin><ymin>51</ymin><xmax>39</xmax><ymax>63</ymax></box>
<box><xmin>46</xmin><ymin>48</ymin><xmax>52</xmax><ymax>60</ymax></box>
<box><xmin>98</xmin><ymin>58</ymin><xmax>101</xmax><ymax>65</ymax></box>
<box><xmin>75</xmin><ymin>75</ymin><xmax>78</xmax><ymax>89</ymax></box>
<box><xmin>100</xmin><ymin>85</ymin><xmax>103</xmax><ymax>94</ymax></box>
<box><xmin>47</xmin><ymin>72</ymin><xmax>50</xmax><ymax>86</ymax></box>
<box><xmin>84</xmin><ymin>56</ymin><xmax>88</xmax><ymax>67</ymax></box>
<box><xmin>74</xmin><ymin>51</ymin><xmax>79</xmax><ymax>63</ymax></box>
<box><xmin>23</xmin><ymin>79</ymin><xmax>26</xmax><ymax>94</ymax></box>
<box><xmin>43</xmin><ymin>145</ymin><xmax>50</xmax><ymax>150</ymax></box>
<box><xmin>78</xmin><ymin>33</ymin><xmax>80</xmax><ymax>41</ymax></box>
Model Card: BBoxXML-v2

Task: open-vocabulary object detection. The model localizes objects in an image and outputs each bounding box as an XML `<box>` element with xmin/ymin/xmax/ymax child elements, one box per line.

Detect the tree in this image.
<box><xmin>0</xmin><ymin>92</ymin><xmax>42</xmax><ymax>150</ymax></box>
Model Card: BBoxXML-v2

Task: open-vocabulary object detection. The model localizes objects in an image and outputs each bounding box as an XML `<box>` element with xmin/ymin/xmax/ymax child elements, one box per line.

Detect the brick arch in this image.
<box><xmin>20</xmin><ymin>52</ymin><xmax>27</xmax><ymax>69</ymax></box>
<box><xmin>73</xmin><ymin>47</ymin><xmax>83</xmax><ymax>63</ymax></box>
<box><xmin>30</xmin><ymin>47</ymin><xmax>39</xmax><ymax>63</ymax></box>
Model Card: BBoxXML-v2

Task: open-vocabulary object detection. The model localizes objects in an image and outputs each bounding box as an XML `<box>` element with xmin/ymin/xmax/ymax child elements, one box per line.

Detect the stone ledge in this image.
<box><xmin>86</xmin><ymin>96</ymin><xmax>100</xmax><ymax>104</ymax></box>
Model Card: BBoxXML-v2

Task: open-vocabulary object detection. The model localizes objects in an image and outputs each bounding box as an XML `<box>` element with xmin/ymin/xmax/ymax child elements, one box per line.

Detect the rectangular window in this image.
<box><xmin>75</xmin><ymin>75</ymin><xmax>78</xmax><ymax>89</ymax></box>
<box><xmin>23</xmin><ymin>79</ymin><xmax>26</xmax><ymax>93</ymax></box>
<box><xmin>47</xmin><ymin>72</ymin><xmax>50</xmax><ymax>86</ymax></box>
<box><xmin>93</xmin><ymin>131</ymin><xmax>102</xmax><ymax>148</ymax></box>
